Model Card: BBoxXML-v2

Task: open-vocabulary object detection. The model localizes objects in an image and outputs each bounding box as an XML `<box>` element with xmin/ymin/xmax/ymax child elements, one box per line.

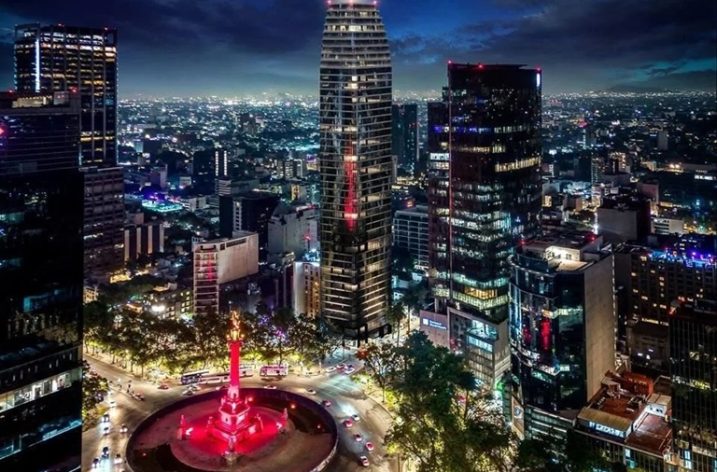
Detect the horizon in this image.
<box><xmin>1</xmin><ymin>0</ymin><xmax>715</xmax><ymax>97</ymax></box>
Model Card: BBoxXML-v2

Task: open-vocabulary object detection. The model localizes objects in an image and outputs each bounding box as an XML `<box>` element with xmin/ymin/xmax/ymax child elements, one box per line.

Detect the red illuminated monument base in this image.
<box><xmin>177</xmin><ymin>314</ymin><xmax>287</xmax><ymax>462</ymax></box>
<box><xmin>127</xmin><ymin>312</ymin><xmax>337</xmax><ymax>472</ymax></box>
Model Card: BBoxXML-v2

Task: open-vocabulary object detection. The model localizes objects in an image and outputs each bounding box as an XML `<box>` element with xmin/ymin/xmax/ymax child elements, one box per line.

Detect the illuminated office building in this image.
<box><xmin>509</xmin><ymin>231</ymin><xmax>615</xmax><ymax>439</ymax></box>
<box><xmin>14</xmin><ymin>24</ymin><xmax>123</xmax><ymax>277</ymax></box>
<box><xmin>14</xmin><ymin>24</ymin><xmax>117</xmax><ymax>167</ymax></box>
<box><xmin>0</xmin><ymin>91</ymin><xmax>84</xmax><ymax>470</ymax></box>
<box><xmin>319</xmin><ymin>0</ymin><xmax>392</xmax><ymax>339</ymax></box>
<box><xmin>427</xmin><ymin>64</ymin><xmax>542</xmax><ymax>387</ymax></box>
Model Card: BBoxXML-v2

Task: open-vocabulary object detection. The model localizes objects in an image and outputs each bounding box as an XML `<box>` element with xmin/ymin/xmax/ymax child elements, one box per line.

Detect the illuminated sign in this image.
<box><xmin>588</xmin><ymin>421</ymin><xmax>625</xmax><ymax>438</ymax></box>
<box><xmin>421</xmin><ymin>318</ymin><xmax>447</xmax><ymax>331</ymax></box>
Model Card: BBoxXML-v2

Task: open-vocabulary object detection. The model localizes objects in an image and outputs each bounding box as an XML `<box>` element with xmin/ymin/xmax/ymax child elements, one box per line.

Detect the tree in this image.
<box><xmin>364</xmin><ymin>331</ymin><xmax>517</xmax><ymax>472</ymax></box>
<box><xmin>82</xmin><ymin>361</ymin><xmax>109</xmax><ymax>422</ymax></box>
<box><xmin>386</xmin><ymin>301</ymin><xmax>406</xmax><ymax>344</ymax></box>
<box><xmin>356</xmin><ymin>343</ymin><xmax>397</xmax><ymax>401</ymax></box>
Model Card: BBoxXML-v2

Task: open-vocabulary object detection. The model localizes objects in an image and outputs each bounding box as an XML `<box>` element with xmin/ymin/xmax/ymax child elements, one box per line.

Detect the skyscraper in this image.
<box><xmin>14</xmin><ymin>24</ymin><xmax>123</xmax><ymax>278</ymax></box>
<box><xmin>0</xmin><ymin>91</ymin><xmax>84</xmax><ymax>470</ymax></box>
<box><xmin>509</xmin><ymin>231</ymin><xmax>615</xmax><ymax>439</ymax></box>
<box><xmin>428</xmin><ymin>64</ymin><xmax>542</xmax><ymax>387</ymax></box>
<box><xmin>392</xmin><ymin>103</ymin><xmax>418</xmax><ymax>169</ymax></box>
<box><xmin>14</xmin><ymin>24</ymin><xmax>117</xmax><ymax>167</ymax></box>
<box><xmin>319</xmin><ymin>0</ymin><xmax>392</xmax><ymax>339</ymax></box>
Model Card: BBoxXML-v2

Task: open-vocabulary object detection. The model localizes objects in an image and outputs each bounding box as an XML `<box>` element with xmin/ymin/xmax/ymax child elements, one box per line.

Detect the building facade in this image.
<box><xmin>193</xmin><ymin>232</ymin><xmax>259</xmax><ymax>316</ymax></box>
<box><xmin>393</xmin><ymin>205</ymin><xmax>429</xmax><ymax>269</ymax></box>
<box><xmin>293</xmin><ymin>253</ymin><xmax>321</xmax><ymax>318</ymax></box>
<box><xmin>319</xmin><ymin>0</ymin><xmax>393</xmax><ymax>339</ymax></box>
<box><xmin>268</xmin><ymin>203</ymin><xmax>318</xmax><ymax>260</ymax></box>
<box><xmin>670</xmin><ymin>302</ymin><xmax>717</xmax><ymax>472</ymax></box>
<box><xmin>427</xmin><ymin>63</ymin><xmax>542</xmax><ymax>387</ymax></box>
<box><xmin>620</xmin><ymin>244</ymin><xmax>717</xmax><ymax>373</ymax></box>
<box><xmin>509</xmin><ymin>231</ymin><xmax>615</xmax><ymax>438</ymax></box>
<box><xmin>15</xmin><ymin>24</ymin><xmax>123</xmax><ymax>277</ymax></box>
<box><xmin>124</xmin><ymin>220</ymin><xmax>165</xmax><ymax>262</ymax></box>
<box><xmin>392</xmin><ymin>103</ymin><xmax>418</xmax><ymax>169</ymax></box>
<box><xmin>14</xmin><ymin>24</ymin><xmax>117</xmax><ymax>167</ymax></box>
<box><xmin>0</xmin><ymin>91</ymin><xmax>84</xmax><ymax>470</ymax></box>
<box><xmin>82</xmin><ymin>166</ymin><xmax>124</xmax><ymax>277</ymax></box>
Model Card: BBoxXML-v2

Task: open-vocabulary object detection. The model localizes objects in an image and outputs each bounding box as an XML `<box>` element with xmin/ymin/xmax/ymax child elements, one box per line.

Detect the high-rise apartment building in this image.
<box><xmin>268</xmin><ymin>203</ymin><xmax>318</xmax><ymax>259</ymax></box>
<box><xmin>427</xmin><ymin>63</ymin><xmax>542</xmax><ymax>387</ymax></box>
<box><xmin>617</xmin><ymin>242</ymin><xmax>717</xmax><ymax>373</ymax></box>
<box><xmin>509</xmin><ymin>231</ymin><xmax>615</xmax><ymax>439</ymax></box>
<box><xmin>319</xmin><ymin>0</ymin><xmax>392</xmax><ymax>339</ymax></box>
<box><xmin>14</xmin><ymin>24</ymin><xmax>123</xmax><ymax>277</ymax></box>
<box><xmin>392</xmin><ymin>103</ymin><xmax>418</xmax><ymax>168</ymax></box>
<box><xmin>0</xmin><ymin>91</ymin><xmax>84</xmax><ymax>470</ymax></box>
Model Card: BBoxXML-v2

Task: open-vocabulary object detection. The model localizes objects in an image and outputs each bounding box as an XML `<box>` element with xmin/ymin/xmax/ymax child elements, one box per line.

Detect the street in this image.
<box><xmin>82</xmin><ymin>354</ymin><xmax>397</xmax><ymax>472</ymax></box>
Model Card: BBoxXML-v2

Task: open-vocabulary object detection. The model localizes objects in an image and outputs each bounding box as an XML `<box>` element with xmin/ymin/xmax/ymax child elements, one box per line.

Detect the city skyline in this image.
<box><xmin>0</xmin><ymin>0</ymin><xmax>714</xmax><ymax>97</ymax></box>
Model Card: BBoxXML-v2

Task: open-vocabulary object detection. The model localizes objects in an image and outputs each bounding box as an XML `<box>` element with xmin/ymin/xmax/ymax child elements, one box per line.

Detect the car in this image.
<box><xmin>325</xmin><ymin>366</ymin><xmax>337</xmax><ymax>373</ymax></box>
<box><xmin>359</xmin><ymin>455</ymin><xmax>370</xmax><ymax>467</ymax></box>
<box><xmin>354</xmin><ymin>433</ymin><xmax>363</xmax><ymax>442</ymax></box>
<box><xmin>114</xmin><ymin>454</ymin><xmax>123</xmax><ymax>465</ymax></box>
<box><xmin>306</xmin><ymin>388</ymin><xmax>317</xmax><ymax>395</ymax></box>
<box><xmin>343</xmin><ymin>419</ymin><xmax>353</xmax><ymax>428</ymax></box>
<box><xmin>351</xmin><ymin>414</ymin><xmax>360</xmax><ymax>422</ymax></box>
<box><xmin>101</xmin><ymin>413</ymin><xmax>110</xmax><ymax>423</ymax></box>
<box><xmin>158</xmin><ymin>383</ymin><xmax>169</xmax><ymax>390</ymax></box>
<box><xmin>101</xmin><ymin>446</ymin><xmax>110</xmax><ymax>458</ymax></box>
<box><xmin>102</xmin><ymin>425</ymin><xmax>110</xmax><ymax>435</ymax></box>
<box><xmin>365</xmin><ymin>441</ymin><xmax>374</xmax><ymax>451</ymax></box>
<box><xmin>120</xmin><ymin>424</ymin><xmax>128</xmax><ymax>434</ymax></box>
<box><xmin>91</xmin><ymin>457</ymin><xmax>100</xmax><ymax>469</ymax></box>
<box><xmin>321</xmin><ymin>399</ymin><xmax>332</xmax><ymax>407</ymax></box>
<box><xmin>263</xmin><ymin>384</ymin><xmax>277</xmax><ymax>390</ymax></box>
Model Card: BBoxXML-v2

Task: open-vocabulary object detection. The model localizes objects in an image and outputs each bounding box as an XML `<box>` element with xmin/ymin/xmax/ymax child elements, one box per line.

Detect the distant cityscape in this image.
<box><xmin>0</xmin><ymin>2</ymin><xmax>715</xmax><ymax>472</ymax></box>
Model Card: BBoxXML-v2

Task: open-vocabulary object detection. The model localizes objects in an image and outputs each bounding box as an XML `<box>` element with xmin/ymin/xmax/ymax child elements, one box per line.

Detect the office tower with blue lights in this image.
<box><xmin>319</xmin><ymin>0</ymin><xmax>393</xmax><ymax>339</ymax></box>
<box><xmin>427</xmin><ymin>64</ymin><xmax>542</xmax><ymax>387</ymax></box>
<box><xmin>392</xmin><ymin>103</ymin><xmax>418</xmax><ymax>170</ymax></box>
<box><xmin>14</xmin><ymin>24</ymin><xmax>123</xmax><ymax>278</ymax></box>
<box><xmin>0</xmin><ymin>91</ymin><xmax>84</xmax><ymax>470</ymax></box>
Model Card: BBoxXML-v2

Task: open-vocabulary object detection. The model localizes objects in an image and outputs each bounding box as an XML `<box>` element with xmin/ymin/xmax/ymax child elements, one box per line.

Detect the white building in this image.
<box><xmin>193</xmin><ymin>232</ymin><xmax>258</xmax><ymax>316</ymax></box>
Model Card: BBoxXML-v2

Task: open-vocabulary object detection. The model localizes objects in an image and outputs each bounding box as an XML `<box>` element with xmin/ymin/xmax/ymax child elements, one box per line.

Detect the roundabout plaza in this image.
<box><xmin>126</xmin><ymin>314</ymin><xmax>339</xmax><ymax>472</ymax></box>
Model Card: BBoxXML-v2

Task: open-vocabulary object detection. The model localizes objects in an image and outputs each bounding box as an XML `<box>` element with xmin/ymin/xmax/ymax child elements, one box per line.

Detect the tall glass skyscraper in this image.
<box><xmin>14</xmin><ymin>24</ymin><xmax>117</xmax><ymax>167</ymax></box>
<box><xmin>0</xmin><ymin>91</ymin><xmax>84</xmax><ymax>471</ymax></box>
<box><xmin>14</xmin><ymin>24</ymin><xmax>123</xmax><ymax>278</ymax></box>
<box><xmin>428</xmin><ymin>64</ymin><xmax>542</xmax><ymax>387</ymax></box>
<box><xmin>319</xmin><ymin>0</ymin><xmax>392</xmax><ymax>339</ymax></box>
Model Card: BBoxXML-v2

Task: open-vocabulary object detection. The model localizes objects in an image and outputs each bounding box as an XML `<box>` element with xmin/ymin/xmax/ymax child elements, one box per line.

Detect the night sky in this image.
<box><xmin>0</xmin><ymin>0</ymin><xmax>714</xmax><ymax>97</ymax></box>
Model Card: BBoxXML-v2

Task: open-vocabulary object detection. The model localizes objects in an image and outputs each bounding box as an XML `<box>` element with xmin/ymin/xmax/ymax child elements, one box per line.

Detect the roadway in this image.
<box><xmin>82</xmin><ymin>354</ymin><xmax>397</xmax><ymax>472</ymax></box>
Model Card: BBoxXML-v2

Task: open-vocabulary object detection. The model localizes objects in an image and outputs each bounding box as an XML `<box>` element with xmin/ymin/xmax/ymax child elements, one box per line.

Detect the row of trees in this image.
<box><xmin>358</xmin><ymin>332</ymin><xmax>610</xmax><ymax>472</ymax></box>
<box><xmin>84</xmin><ymin>299</ymin><xmax>340</xmax><ymax>377</ymax></box>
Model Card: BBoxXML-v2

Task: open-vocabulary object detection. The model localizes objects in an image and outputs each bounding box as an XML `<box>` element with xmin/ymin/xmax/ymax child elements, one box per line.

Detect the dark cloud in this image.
<box><xmin>0</xmin><ymin>0</ymin><xmax>714</xmax><ymax>95</ymax></box>
<box><xmin>391</xmin><ymin>0</ymin><xmax>716</xmax><ymax>92</ymax></box>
